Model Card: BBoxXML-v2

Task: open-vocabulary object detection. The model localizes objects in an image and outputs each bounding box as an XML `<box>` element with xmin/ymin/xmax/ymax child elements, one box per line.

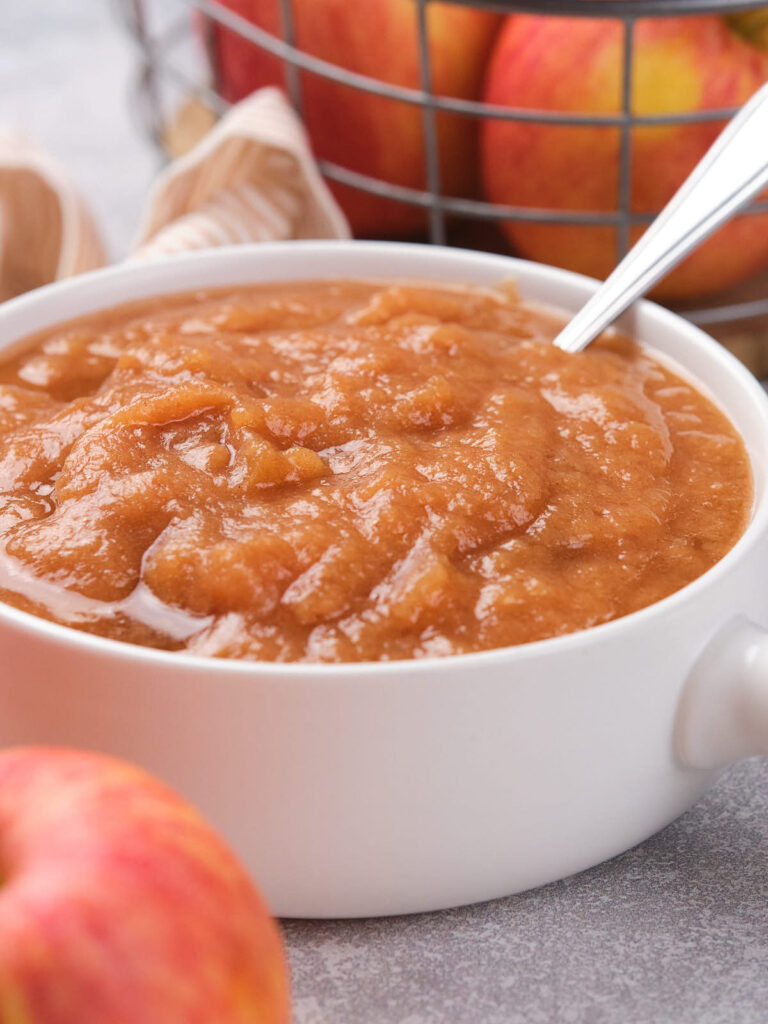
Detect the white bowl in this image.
<box><xmin>1</xmin><ymin>241</ymin><xmax>768</xmax><ymax>919</ymax></box>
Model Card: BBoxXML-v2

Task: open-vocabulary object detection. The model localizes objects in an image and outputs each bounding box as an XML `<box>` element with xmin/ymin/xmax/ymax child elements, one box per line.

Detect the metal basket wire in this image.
<box><xmin>118</xmin><ymin>0</ymin><xmax>768</xmax><ymax>331</ymax></box>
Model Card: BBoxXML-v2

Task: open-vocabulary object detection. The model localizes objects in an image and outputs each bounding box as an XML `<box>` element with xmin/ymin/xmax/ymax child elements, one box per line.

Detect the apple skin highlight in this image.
<box><xmin>214</xmin><ymin>0</ymin><xmax>501</xmax><ymax>236</ymax></box>
<box><xmin>482</xmin><ymin>15</ymin><xmax>768</xmax><ymax>301</ymax></box>
<box><xmin>0</xmin><ymin>747</ymin><xmax>290</xmax><ymax>1024</ymax></box>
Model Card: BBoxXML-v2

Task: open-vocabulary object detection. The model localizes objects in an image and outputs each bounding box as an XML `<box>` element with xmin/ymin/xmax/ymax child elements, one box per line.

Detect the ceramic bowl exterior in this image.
<box><xmin>0</xmin><ymin>242</ymin><xmax>767</xmax><ymax>918</ymax></box>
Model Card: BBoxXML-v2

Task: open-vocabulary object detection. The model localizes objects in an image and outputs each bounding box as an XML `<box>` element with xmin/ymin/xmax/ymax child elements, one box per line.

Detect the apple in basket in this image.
<box><xmin>481</xmin><ymin>13</ymin><xmax>768</xmax><ymax>301</ymax></box>
<box><xmin>212</xmin><ymin>0</ymin><xmax>501</xmax><ymax>236</ymax></box>
<box><xmin>0</xmin><ymin>748</ymin><xmax>289</xmax><ymax>1023</ymax></box>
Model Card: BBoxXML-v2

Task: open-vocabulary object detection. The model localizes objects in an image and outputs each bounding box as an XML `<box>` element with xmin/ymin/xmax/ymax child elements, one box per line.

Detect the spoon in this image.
<box><xmin>553</xmin><ymin>81</ymin><xmax>768</xmax><ymax>354</ymax></box>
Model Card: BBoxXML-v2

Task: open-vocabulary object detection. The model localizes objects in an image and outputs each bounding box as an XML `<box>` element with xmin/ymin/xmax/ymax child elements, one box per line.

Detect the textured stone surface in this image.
<box><xmin>3</xmin><ymin>3</ymin><xmax>768</xmax><ymax>1021</ymax></box>
<box><xmin>284</xmin><ymin>759</ymin><xmax>768</xmax><ymax>1023</ymax></box>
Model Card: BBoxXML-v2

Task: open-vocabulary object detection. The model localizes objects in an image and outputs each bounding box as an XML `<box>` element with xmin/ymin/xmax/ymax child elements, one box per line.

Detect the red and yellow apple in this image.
<box><xmin>0</xmin><ymin>747</ymin><xmax>290</xmax><ymax>1023</ymax></box>
<box><xmin>214</xmin><ymin>0</ymin><xmax>501</xmax><ymax>236</ymax></box>
<box><xmin>481</xmin><ymin>15</ymin><xmax>768</xmax><ymax>301</ymax></box>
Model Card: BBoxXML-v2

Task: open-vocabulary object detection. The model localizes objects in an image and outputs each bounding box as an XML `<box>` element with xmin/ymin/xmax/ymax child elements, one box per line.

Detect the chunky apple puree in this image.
<box><xmin>0</xmin><ymin>281</ymin><xmax>751</xmax><ymax>661</ymax></box>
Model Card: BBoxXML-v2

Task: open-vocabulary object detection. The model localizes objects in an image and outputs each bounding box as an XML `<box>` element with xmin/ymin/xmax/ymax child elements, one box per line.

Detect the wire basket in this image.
<box><xmin>118</xmin><ymin>0</ymin><xmax>768</xmax><ymax>338</ymax></box>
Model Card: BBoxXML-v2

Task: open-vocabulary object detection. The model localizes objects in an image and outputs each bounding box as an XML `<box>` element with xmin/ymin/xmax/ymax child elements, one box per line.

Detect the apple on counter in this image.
<box><xmin>0</xmin><ymin>748</ymin><xmax>289</xmax><ymax>1024</ymax></box>
<box><xmin>214</xmin><ymin>0</ymin><xmax>501</xmax><ymax>236</ymax></box>
<box><xmin>482</xmin><ymin>14</ymin><xmax>768</xmax><ymax>301</ymax></box>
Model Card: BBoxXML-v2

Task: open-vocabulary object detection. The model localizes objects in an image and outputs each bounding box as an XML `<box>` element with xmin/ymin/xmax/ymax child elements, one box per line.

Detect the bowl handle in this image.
<box><xmin>676</xmin><ymin>617</ymin><xmax>768</xmax><ymax>769</ymax></box>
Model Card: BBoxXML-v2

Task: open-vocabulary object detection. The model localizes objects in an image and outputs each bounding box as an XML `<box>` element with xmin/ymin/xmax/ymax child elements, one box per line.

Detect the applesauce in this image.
<box><xmin>0</xmin><ymin>280</ymin><xmax>751</xmax><ymax>661</ymax></box>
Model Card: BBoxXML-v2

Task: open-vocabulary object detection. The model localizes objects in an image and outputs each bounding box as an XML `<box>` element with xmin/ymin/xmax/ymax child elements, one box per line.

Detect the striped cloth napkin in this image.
<box><xmin>0</xmin><ymin>128</ymin><xmax>104</xmax><ymax>302</ymax></box>
<box><xmin>0</xmin><ymin>88</ymin><xmax>350</xmax><ymax>301</ymax></box>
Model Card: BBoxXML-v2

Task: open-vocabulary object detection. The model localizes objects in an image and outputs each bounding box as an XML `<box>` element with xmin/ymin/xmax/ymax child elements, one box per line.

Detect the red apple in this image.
<box><xmin>0</xmin><ymin>748</ymin><xmax>290</xmax><ymax>1023</ymax></box>
<box><xmin>481</xmin><ymin>15</ymin><xmax>768</xmax><ymax>301</ymax></box>
<box><xmin>214</xmin><ymin>0</ymin><xmax>501</xmax><ymax>236</ymax></box>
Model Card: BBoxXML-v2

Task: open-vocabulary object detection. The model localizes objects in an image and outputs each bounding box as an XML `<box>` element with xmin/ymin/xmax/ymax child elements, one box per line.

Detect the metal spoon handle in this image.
<box><xmin>553</xmin><ymin>82</ymin><xmax>768</xmax><ymax>354</ymax></box>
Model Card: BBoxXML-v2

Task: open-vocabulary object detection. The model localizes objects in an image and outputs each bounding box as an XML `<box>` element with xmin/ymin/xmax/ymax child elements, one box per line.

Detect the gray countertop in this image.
<box><xmin>3</xmin><ymin>2</ymin><xmax>767</xmax><ymax>1021</ymax></box>
<box><xmin>283</xmin><ymin>760</ymin><xmax>768</xmax><ymax>1024</ymax></box>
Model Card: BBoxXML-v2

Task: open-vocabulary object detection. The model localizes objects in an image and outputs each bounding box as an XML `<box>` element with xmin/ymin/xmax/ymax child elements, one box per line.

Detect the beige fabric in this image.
<box><xmin>133</xmin><ymin>88</ymin><xmax>350</xmax><ymax>260</ymax></box>
<box><xmin>0</xmin><ymin>129</ymin><xmax>105</xmax><ymax>302</ymax></box>
<box><xmin>0</xmin><ymin>88</ymin><xmax>349</xmax><ymax>300</ymax></box>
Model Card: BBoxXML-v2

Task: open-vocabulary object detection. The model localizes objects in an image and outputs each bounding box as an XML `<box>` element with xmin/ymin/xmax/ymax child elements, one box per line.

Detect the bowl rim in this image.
<box><xmin>0</xmin><ymin>239</ymin><xmax>766</xmax><ymax>678</ymax></box>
